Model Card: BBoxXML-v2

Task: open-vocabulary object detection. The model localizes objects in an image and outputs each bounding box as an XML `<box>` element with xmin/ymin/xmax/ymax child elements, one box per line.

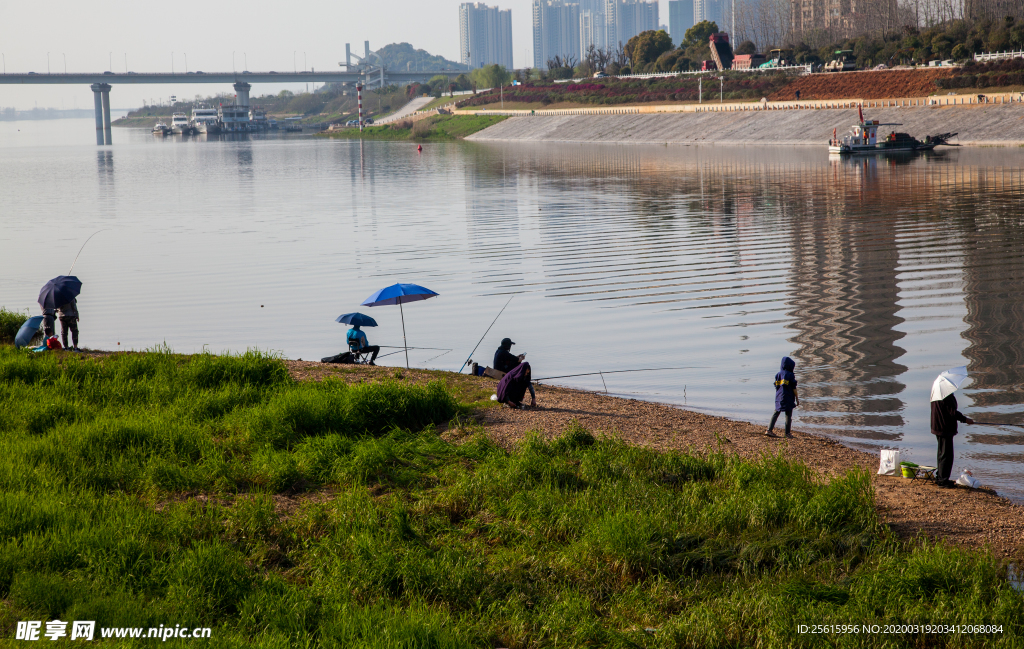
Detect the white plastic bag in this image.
<box><xmin>956</xmin><ymin>471</ymin><xmax>980</xmax><ymax>488</ymax></box>
<box><xmin>877</xmin><ymin>449</ymin><xmax>901</xmax><ymax>476</ymax></box>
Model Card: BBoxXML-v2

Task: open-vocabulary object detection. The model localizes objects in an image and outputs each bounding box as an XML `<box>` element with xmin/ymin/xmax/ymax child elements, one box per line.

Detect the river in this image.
<box><xmin>2</xmin><ymin>118</ymin><xmax>1024</xmax><ymax>499</ymax></box>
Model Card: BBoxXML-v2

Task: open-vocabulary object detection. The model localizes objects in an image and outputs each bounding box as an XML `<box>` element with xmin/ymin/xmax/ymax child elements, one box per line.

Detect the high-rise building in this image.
<box><xmin>459</xmin><ymin>3</ymin><xmax>514</xmax><ymax>69</ymax></box>
<box><xmin>604</xmin><ymin>0</ymin><xmax>659</xmax><ymax>50</ymax></box>
<box><xmin>694</xmin><ymin>0</ymin><xmax>731</xmax><ymax>34</ymax></box>
<box><xmin>579</xmin><ymin>0</ymin><xmax>608</xmax><ymax>52</ymax></box>
<box><xmin>533</xmin><ymin>0</ymin><xmax>581</xmax><ymax>69</ymax></box>
<box><xmin>669</xmin><ymin>0</ymin><xmax>694</xmax><ymax>44</ymax></box>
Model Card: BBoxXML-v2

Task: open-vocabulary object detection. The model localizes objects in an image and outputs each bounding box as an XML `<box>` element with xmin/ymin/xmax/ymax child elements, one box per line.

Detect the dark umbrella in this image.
<box><xmin>38</xmin><ymin>275</ymin><xmax>82</xmax><ymax>311</ymax></box>
<box><xmin>335</xmin><ymin>312</ymin><xmax>379</xmax><ymax>327</ymax></box>
<box><xmin>361</xmin><ymin>283</ymin><xmax>439</xmax><ymax>368</ymax></box>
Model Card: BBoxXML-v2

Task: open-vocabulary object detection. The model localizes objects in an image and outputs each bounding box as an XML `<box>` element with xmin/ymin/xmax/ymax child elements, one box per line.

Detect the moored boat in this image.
<box><xmin>191</xmin><ymin>105</ymin><xmax>221</xmax><ymax>135</ymax></box>
<box><xmin>170</xmin><ymin>112</ymin><xmax>192</xmax><ymax>135</ymax></box>
<box><xmin>828</xmin><ymin>106</ymin><xmax>957</xmax><ymax>155</ymax></box>
<box><xmin>152</xmin><ymin>123</ymin><xmax>170</xmax><ymax>135</ymax></box>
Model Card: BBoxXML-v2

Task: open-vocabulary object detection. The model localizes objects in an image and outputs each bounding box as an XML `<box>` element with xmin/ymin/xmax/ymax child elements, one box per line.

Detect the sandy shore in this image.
<box><xmin>287</xmin><ymin>360</ymin><xmax>1024</xmax><ymax>559</ymax></box>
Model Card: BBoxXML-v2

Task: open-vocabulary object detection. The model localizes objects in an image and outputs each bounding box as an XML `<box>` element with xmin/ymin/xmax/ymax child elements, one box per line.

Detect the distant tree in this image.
<box><xmin>277</xmin><ymin>90</ymin><xmax>294</xmax><ymax>98</ymax></box>
<box><xmin>626</xmin><ymin>30</ymin><xmax>674</xmax><ymax>68</ymax></box>
<box><xmin>683</xmin><ymin>21</ymin><xmax>719</xmax><ymax>49</ymax></box>
<box><xmin>735</xmin><ymin>40</ymin><xmax>758</xmax><ymax>55</ymax></box>
<box><xmin>470</xmin><ymin>64</ymin><xmax>512</xmax><ymax>89</ymax></box>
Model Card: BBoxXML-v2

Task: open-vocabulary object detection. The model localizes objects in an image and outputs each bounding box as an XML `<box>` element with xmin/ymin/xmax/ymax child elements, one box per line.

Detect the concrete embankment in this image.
<box><xmin>466</xmin><ymin>103</ymin><xmax>1024</xmax><ymax>147</ymax></box>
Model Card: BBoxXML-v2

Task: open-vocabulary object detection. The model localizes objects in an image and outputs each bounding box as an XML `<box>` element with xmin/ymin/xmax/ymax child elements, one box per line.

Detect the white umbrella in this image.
<box><xmin>930</xmin><ymin>366</ymin><xmax>968</xmax><ymax>402</ymax></box>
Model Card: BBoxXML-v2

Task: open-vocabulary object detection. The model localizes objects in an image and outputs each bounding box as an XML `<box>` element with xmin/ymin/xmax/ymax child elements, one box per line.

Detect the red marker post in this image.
<box><xmin>357</xmin><ymin>84</ymin><xmax>363</xmax><ymax>132</ymax></box>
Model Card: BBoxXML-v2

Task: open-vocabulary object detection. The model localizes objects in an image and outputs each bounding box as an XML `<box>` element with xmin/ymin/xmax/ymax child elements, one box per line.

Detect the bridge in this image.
<box><xmin>0</xmin><ymin>68</ymin><xmax>464</xmax><ymax>144</ymax></box>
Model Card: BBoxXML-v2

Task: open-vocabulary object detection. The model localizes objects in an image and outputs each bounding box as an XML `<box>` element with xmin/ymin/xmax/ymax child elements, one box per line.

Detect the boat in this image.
<box><xmin>829</xmin><ymin>106</ymin><xmax>958</xmax><ymax>155</ymax></box>
<box><xmin>249</xmin><ymin>107</ymin><xmax>269</xmax><ymax>131</ymax></box>
<box><xmin>218</xmin><ymin>104</ymin><xmax>249</xmax><ymax>133</ymax></box>
<box><xmin>190</xmin><ymin>105</ymin><xmax>221</xmax><ymax>135</ymax></box>
<box><xmin>152</xmin><ymin>123</ymin><xmax>170</xmax><ymax>135</ymax></box>
<box><xmin>170</xmin><ymin>112</ymin><xmax>192</xmax><ymax>135</ymax></box>
<box><xmin>268</xmin><ymin>118</ymin><xmax>278</xmax><ymax>130</ymax></box>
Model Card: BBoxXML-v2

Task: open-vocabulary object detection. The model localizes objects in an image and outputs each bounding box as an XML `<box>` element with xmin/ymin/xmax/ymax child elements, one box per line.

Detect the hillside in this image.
<box><xmin>376</xmin><ymin>42</ymin><xmax>467</xmax><ymax>72</ymax></box>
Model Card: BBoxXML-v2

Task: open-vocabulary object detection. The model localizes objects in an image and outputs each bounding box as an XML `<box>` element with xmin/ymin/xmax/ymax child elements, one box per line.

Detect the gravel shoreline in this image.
<box><xmin>286</xmin><ymin>360</ymin><xmax>1024</xmax><ymax>559</ymax></box>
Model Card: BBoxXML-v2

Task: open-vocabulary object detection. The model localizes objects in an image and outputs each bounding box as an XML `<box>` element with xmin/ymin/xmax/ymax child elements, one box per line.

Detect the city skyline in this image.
<box><xmin>460</xmin><ymin>2</ymin><xmax>515</xmax><ymax>68</ymax></box>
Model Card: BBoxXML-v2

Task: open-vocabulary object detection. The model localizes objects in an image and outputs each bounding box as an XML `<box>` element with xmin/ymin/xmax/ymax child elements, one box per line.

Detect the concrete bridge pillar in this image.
<box><xmin>101</xmin><ymin>85</ymin><xmax>112</xmax><ymax>145</ymax></box>
<box><xmin>91</xmin><ymin>83</ymin><xmax>112</xmax><ymax>145</ymax></box>
<box><xmin>91</xmin><ymin>84</ymin><xmax>104</xmax><ymax>145</ymax></box>
<box><xmin>233</xmin><ymin>82</ymin><xmax>251</xmax><ymax>107</ymax></box>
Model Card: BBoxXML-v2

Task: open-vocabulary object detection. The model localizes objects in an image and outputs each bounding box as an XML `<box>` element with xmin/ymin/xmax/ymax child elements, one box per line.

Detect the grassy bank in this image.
<box><xmin>321</xmin><ymin>114</ymin><xmax>507</xmax><ymax>142</ymax></box>
<box><xmin>0</xmin><ymin>347</ymin><xmax>1020</xmax><ymax>646</ymax></box>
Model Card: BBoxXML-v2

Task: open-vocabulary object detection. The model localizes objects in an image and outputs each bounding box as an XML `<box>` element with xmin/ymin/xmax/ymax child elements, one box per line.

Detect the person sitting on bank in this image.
<box><xmin>493</xmin><ymin>337</ymin><xmax>535</xmax><ymax>406</ymax></box>
<box><xmin>346</xmin><ymin>325</ymin><xmax>379</xmax><ymax>365</ymax></box>
<box><xmin>57</xmin><ymin>298</ymin><xmax>79</xmax><ymax>351</ymax></box>
<box><xmin>493</xmin><ymin>337</ymin><xmax>523</xmax><ymax>373</ymax></box>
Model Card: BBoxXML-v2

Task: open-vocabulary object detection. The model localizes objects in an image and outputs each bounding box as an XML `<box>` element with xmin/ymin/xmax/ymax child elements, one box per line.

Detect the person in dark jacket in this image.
<box><xmin>496</xmin><ymin>362</ymin><xmax>534</xmax><ymax>409</ymax></box>
<box><xmin>766</xmin><ymin>356</ymin><xmax>799</xmax><ymax>438</ymax></box>
<box><xmin>57</xmin><ymin>299</ymin><xmax>79</xmax><ymax>351</ymax></box>
<box><xmin>493</xmin><ymin>338</ymin><xmax>521</xmax><ymax>373</ymax></box>
<box><xmin>931</xmin><ymin>393</ymin><xmax>973</xmax><ymax>487</ymax></box>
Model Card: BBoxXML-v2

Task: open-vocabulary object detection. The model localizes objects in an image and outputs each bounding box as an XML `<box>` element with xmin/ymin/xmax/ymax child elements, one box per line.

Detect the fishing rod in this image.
<box><xmin>68</xmin><ymin>229</ymin><xmax>108</xmax><ymax>274</ymax></box>
<box><xmin>377</xmin><ymin>345</ymin><xmax>451</xmax><ymax>351</ymax></box>
<box><xmin>971</xmin><ymin>422</ymin><xmax>1024</xmax><ymax>428</ymax></box>
<box><xmin>458</xmin><ymin>294</ymin><xmax>515</xmax><ymax>374</ymax></box>
<box><xmin>533</xmin><ymin>367</ymin><xmax>708</xmax><ymax>382</ymax></box>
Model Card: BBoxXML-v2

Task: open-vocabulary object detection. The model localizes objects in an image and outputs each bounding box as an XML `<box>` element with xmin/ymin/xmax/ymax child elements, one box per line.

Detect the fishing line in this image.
<box><xmin>971</xmin><ymin>422</ymin><xmax>1024</xmax><ymax>428</ymax></box>
<box><xmin>377</xmin><ymin>345</ymin><xmax>452</xmax><ymax>351</ymax></box>
<box><xmin>533</xmin><ymin>367</ymin><xmax>708</xmax><ymax>382</ymax></box>
<box><xmin>68</xmin><ymin>229</ymin><xmax>108</xmax><ymax>274</ymax></box>
<box><xmin>458</xmin><ymin>294</ymin><xmax>515</xmax><ymax>374</ymax></box>
<box><xmin>424</xmin><ymin>350</ymin><xmax>451</xmax><ymax>363</ymax></box>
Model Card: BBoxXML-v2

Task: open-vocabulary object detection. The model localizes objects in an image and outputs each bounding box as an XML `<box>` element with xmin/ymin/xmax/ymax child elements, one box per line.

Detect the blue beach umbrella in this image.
<box><xmin>361</xmin><ymin>283</ymin><xmax>439</xmax><ymax>368</ymax></box>
<box><xmin>14</xmin><ymin>316</ymin><xmax>45</xmax><ymax>349</ymax></box>
<box><xmin>38</xmin><ymin>275</ymin><xmax>82</xmax><ymax>311</ymax></box>
<box><xmin>335</xmin><ymin>312</ymin><xmax>379</xmax><ymax>327</ymax></box>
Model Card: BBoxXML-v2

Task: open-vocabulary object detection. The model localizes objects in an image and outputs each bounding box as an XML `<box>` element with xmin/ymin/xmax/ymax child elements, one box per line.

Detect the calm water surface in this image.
<box><xmin>3</xmin><ymin>118</ymin><xmax>1024</xmax><ymax>498</ymax></box>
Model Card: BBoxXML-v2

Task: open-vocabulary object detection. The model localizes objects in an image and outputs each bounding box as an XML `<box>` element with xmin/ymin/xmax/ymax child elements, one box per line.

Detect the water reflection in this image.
<box><xmin>5</xmin><ymin>133</ymin><xmax>1024</xmax><ymax>498</ymax></box>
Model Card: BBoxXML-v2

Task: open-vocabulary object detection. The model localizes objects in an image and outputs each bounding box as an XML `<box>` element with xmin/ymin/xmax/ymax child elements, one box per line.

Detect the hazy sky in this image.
<box><xmin>0</xmin><ymin>0</ymin><xmax>670</xmax><ymax>110</ymax></box>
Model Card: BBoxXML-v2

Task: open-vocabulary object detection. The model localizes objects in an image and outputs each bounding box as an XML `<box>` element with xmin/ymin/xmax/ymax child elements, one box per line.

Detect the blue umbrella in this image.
<box><xmin>38</xmin><ymin>275</ymin><xmax>82</xmax><ymax>311</ymax></box>
<box><xmin>335</xmin><ymin>312</ymin><xmax>379</xmax><ymax>327</ymax></box>
<box><xmin>14</xmin><ymin>316</ymin><xmax>44</xmax><ymax>349</ymax></box>
<box><xmin>361</xmin><ymin>283</ymin><xmax>439</xmax><ymax>368</ymax></box>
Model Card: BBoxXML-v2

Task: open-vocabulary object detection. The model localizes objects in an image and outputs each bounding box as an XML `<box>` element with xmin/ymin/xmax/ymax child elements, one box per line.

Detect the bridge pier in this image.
<box><xmin>90</xmin><ymin>83</ymin><xmax>112</xmax><ymax>145</ymax></box>
<box><xmin>233</xmin><ymin>82</ymin><xmax>250</xmax><ymax>107</ymax></box>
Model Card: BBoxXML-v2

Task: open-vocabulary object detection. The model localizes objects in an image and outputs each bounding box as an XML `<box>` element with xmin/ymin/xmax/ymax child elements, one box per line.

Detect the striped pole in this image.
<box><xmin>357</xmin><ymin>84</ymin><xmax>363</xmax><ymax>132</ymax></box>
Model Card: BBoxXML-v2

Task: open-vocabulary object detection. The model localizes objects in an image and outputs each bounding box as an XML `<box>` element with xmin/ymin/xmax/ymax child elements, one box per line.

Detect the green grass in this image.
<box><xmin>0</xmin><ymin>347</ymin><xmax>1020</xmax><ymax>647</ymax></box>
<box><xmin>0</xmin><ymin>308</ymin><xmax>29</xmax><ymax>345</ymax></box>
<box><xmin>321</xmin><ymin>114</ymin><xmax>508</xmax><ymax>142</ymax></box>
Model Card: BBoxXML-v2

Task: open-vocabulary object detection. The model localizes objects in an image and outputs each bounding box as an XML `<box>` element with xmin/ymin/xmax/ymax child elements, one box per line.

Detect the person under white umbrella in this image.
<box><xmin>930</xmin><ymin>366</ymin><xmax>974</xmax><ymax>488</ymax></box>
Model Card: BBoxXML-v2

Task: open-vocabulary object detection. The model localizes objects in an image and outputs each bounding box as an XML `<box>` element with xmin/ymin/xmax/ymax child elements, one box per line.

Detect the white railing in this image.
<box><xmin>551</xmin><ymin>64</ymin><xmax>812</xmax><ymax>84</ymax></box>
<box><xmin>974</xmin><ymin>50</ymin><xmax>1024</xmax><ymax>62</ymax></box>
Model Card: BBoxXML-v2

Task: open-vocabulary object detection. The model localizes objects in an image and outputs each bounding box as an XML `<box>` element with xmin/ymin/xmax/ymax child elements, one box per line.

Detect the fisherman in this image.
<box><xmin>766</xmin><ymin>356</ymin><xmax>799</xmax><ymax>438</ymax></box>
<box><xmin>40</xmin><ymin>306</ymin><xmax>56</xmax><ymax>341</ymax></box>
<box><xmin>493</xmin><ymin>338</ymin><xmax>535</xmax><ymax>406</ymax></box>
<box><xmin>57</xmin><ymin>298</ymin><xmax>79</xmax><ymax>351</ymax></box>
<box><xmin>346</xmin><ymin>324</ymin><xmax>380</xmax><ymax>365</ymax></box>
<box><xmin>496</xmin><ymin>361</ymin><xmax>535</xmax><ymax>409</ymax></box>
<box><xmin>931</xmin><ymin>392</ymin><xmax>973</xmax><ymax>488</ymax></box>
<box><xmin>493</xmin><ymin>338</ymin><xmax>522</xmax><ymax>373</ymax></box>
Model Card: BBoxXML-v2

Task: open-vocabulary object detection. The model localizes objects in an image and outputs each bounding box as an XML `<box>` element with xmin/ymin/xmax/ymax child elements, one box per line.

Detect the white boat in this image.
<box><xmin>190</xmin><ymin>106</ymin><xmax>221</xmax><ymax>135</ymax></box>
<box><xmin>170</xmin><ymin>112</ymin><xmax>192</xmax><ymax>134</ymax></box>
<box><xmin>152</xmin><ymin>123</ymin><xmax>170</xmax><ymax>135</ymax></box>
